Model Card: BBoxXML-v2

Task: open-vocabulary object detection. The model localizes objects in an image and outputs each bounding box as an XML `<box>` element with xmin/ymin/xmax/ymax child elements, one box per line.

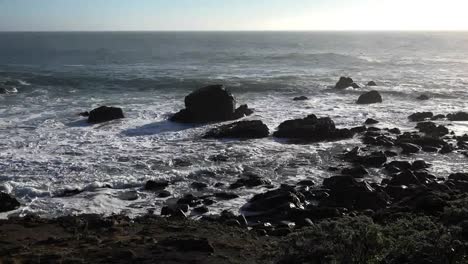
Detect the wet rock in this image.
<box><xmin>214</xmin><ymin>192</ymin><xmax>239</xmax><ymax>200</ymax></box>
<box><xmin>388</xmin><ymin>128</ymin><xmax>401</xmax><ymax>134</ymax></box>
<box><xmin>356</xmin><ymin>90</ymin><xmax>382</xmax><ymax>104</ymax></box>
<box><xmin>416</xmin><ymin>122</ymin><xmax>449</xmax><ymax>137</ymax></box>
<box><xmin>385</xmin><ymin>161</ymin><xmax>412</xmax><ymax>172</ymax></box>
<box><xmin>399</xmin><ymin>143</ymin><xmax>421</xmax><ymax>154</ymax></box>
<box><xmin>79</xmin><ymin>111</ymin><xmax>89</xmax><ymax>117</ymax></box>
<box><xmin>177</xmin><ymin>194</ymin><xmax>201</xmax><ymax>207</ymax></box>
<box><xmin>203</xmin><ymin>120</ymin><xmax>269</xmax><ymax>139</ymax></box>
<box><xmin>172</xmin><ymin>158</ymin><xmax>192</xmax><ymax>167</ymax></box>
<box><xmin>145</xmin><ymin>180</ymin><xmax>169</xmax><ymax>191</ymax></box>
<box><xmin>447</xmin><ymin>112</ymin><xmax>468</xmax><ymax>121</ymax></box>
<box><xmin>439</xmin><ymin>144</ymin><xmax>454</xmax><ymax>154</ymax></box>
<box><xmin>335</xmin><ymin>77</ymin><xmax>357</xmax><ymax>89</ymax></box>
<box><xmin>408</xmin><ymin>112</ymin><xmax>433</xmax><ymax>122</ymax></box>
<box><xmin>342</xmin><ymin>166</ymin><xmax>368</xmax><ymax>178</ymax></box>
<box><xmin>243</xmin><ymin>188</ymin><xmax>304</xmax><ymax>216</ymax></box>
<box><xmin>417</xmin><ymin>94</ymin><xmax>430</xmax><ymax>100</ymax></box>
<box><xmin>229</xmin><ymin>173</ymin><xmax>272</xmax><ymax>189</ymax></box>
<box><xmin>273</xmin><ymin>114</ymin><xmax>353</xmax><ymax>142</ymax></box>
<box><xmin>431</xmin><ymin>114</ymin><xmax>446</xmax><ymax>121</ymax></box>
<box><xmin>350</xmin><ymin>125</ymin><xmax>367</xmax><ymax>134</ymax></box>
<box><xmin>193</xmin><ymin>206</ymin><xmax>209</xmax><ymax>214</ymax></box>
<box><xmin>367</xmin><ymin>81</ymin><xmax>377</xmax><ymax>86</ymax></box>
<box><xmin>87</xmin><ymin>106</ymin><xmax>124</xmax><ymax>123</ymax></box>
<box><xmin>293</xmin><ymin>96</ymin><xmax>308</xmax><ymax>101</ymax></box>
<box><xmin>448</xmin><ymin>173</ymin><xmax>468</xmax><ymax>181</ymax></box>
<box><xmin>365</xmin><ymin>118</ymin><xmax>379</xmax><ymax>125</ymax></box>
<box><xmin>321</xmin><ymin>176</ymin><xmax>389</xmax><ymax>210</ymax></box>
<box><xmin>397</xmin><ymin>191</ymin><xmax>448</xmax><ymax>214</ymax></box>
<box><xmin>0</xmin><ymin>192</ymin><xmax>20</xmax><ymax>212</ymax></box>
<box><xmin>169</xmin><ymin>85</ymin><xmax>253</xmax><ymax>123</ymax></box>
<box><xmin>56</xmin><ymin>188</ymin><xmax>84</xmax><ymax>197</ymax></box>
<box><xmin>412</xmin><ymin>160</ymin><xmax>431</xmax><ymax>171</ymax></box>
<box><xmin>297</xmin><ymin>180</ymin><xmax>315</xmax><ymax>186</ymax></box>
<box><xmin>359</xmin><ymin>151</ymin><xmax>388</xmax><ymax>168</ymax></box>
<box><xmin>157</xmin><ymin>190</ymin><xmax>172</xmax><ymax>198</ymax></box>
<box><xmin>397</xmin><ymin>134</ymin><xmax>446</xmax><ymax>149</ymax></box>
<box><xmin>389</xmin><ymin>171</ymin><xmax>421</xmax><ymax>186</ymax></box>
<box><xmin>191</xmin><ymin>182</ymin><xmax>208</xmax><ymax>190</ymax></box>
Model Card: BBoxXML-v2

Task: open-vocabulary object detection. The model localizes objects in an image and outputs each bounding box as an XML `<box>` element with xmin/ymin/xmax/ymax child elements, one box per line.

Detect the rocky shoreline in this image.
<box><xmin>1</xmin><ymin>77</ymin><xmax>468</xmax><ymax>263</ymax></box>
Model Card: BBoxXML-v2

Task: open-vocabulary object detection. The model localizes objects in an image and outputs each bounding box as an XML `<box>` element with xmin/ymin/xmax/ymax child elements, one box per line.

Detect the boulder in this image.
<box><xmin>242</xmin><ymin>188</ymin><xmax>303</xmax><ymax>217</ymax></box>
<box><xmin>389</xmin><ymin>171</ymin><xmax>421</xmax><ymax>186</ymax></box>
<box><xmin>273</xmin><ymin>114</ymin><xmax>353</xmax><ymax>142</ymax></box>
<box><xmin>408</xmin><ymin>112</ymin><xmax>433</xmax><ymax>122</ymax></box>
<box><xmin>399</xmin><ymin>143</ymin><xmax>421</xmax><ymax>154</ymax></box>
<box><xmin>203</xmin><ymin>120</ymin><xmax>269</xmax><ymax>139</ymax></box>
<box><xmin>341</xmin><ymin>166</ymin><xmax>368</xmax><ymax>178</ymax></box>
<box><xmin>356</xmin><ymin>90</ymin><xmax>382</xmax><ymax>104</ymax></box>
<box><xmin>367</xmin><ymin>81</ymin><xmax>377</xmax><ymax>86</ymax></box>
<box><xmin>365</xmin><ymin>118</ymin><xmax>379</xmax><ymax>125</ymax></box>
<box><xmin>416</xmin><ymin>122</ymin><xmax>449</xmax><ymax>137</ymax></box>
<box><xmin>417</xmin><ymin>94</ymin><xmax>430</xmax><ymax>100</ymax></box>
<box><xmin>144</xmin><ymin>180</ymin><xmax>169</xmax><ymax>191</ymax></box>
<box><xmin>293</xmin><ymin>96</ymin><xmax>309</xmax><ymax>101</ymax></box>
<box><xmin>448</xmin><ymin>173</ymin><xmax>468</xmax><ymax>181</ymax></box>
<box><xmin>87</xmin><ymin>106</ymin><xmax>124</xmax><ymax>123</ymax></box>
<box><xmin>335</xmin><ymin>77</ymin><xmax>358</xmax><ymax>89</ymax></box>
<box><xmin>447</xmin><ymin>112</ymin><xmax>468</xmax><ymax>121</ymax></box>
<box><xmin>170</xmin><ymin>85</ymin><xmax>253</xmax><ymax>123</ymax></box>
<box><xmin>0</xmin><ymin>192</ymin><xmax>20</xmax><ymax>212</ymax></box>
<box><xmin>229</xmin><ymin>173</ymin><xmax>272</xmax><ymax>189</ymax></box>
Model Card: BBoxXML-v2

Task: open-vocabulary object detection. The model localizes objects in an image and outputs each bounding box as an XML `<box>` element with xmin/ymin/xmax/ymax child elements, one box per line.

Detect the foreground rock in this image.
<box><xmin>204</xmin><ymin>120</ymin><xmax>269</xmax><ymax>139</ymax></box>
<box><xmin>0</xmin><ymin>192</ymin><xmax>20</xmax><ymax>212</ymax></box>
<box><xmin>87</xmin><ymin>106</ymin><xmax>124</xmax><ymax>123</ymax></box>
<box><xmin>170</xmin><ymin>85</ymin><xmax>253</xmax><ymax>123</ymax></box>
<box><xmin>356</xmin><ymin>90</ymin><xmax>382</xmax><ymax>104</ymax></box>
<box><xmin>334</xmin><ymin>77</ymin><xmax>359</xmax><ymax>89</ymax></box>
<box><xmin>273</xmin><ymin>114</ymin><xmax>353</xmax><ymax>142</ymax></box>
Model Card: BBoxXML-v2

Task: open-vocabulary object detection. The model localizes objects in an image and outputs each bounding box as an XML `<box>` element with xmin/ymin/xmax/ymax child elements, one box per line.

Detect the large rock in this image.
<box><xmin>356</xmin><ymin>90</ymin><xmax>382</xmax><ymax>104</ymax></box>
<box><xmin>417</xmin><ymin>94</ymin><xmax>430</xmax><ymax>100</ymax></box>
<box><xmin>367</xmin><ymin>81</ymin><xmax>377</xmax><ymax>86</ymax></box>
<box><xmin>408</xmin><ymin>112</ymin><xmax>433</xmax><ymax>122</ymax></box>
<box><xmin>416</xmin><ymin>122</ymin><xmax>449</xmax><ymax>137</ymax></box>
<box><xmin>0</xmin><ymin>192</ymin><xmax>20</xmax><ymax>212</ymax></box>
<box><xmin>334</xmin><ymin>77</ymin><xmax>358</xmax><ymax>89</ymax></box>
<box><xmin>447</xmin><ymin>112</ymin><xmax>468</xmax><ymax>121</ymax></box>
<box><xmin>273</xmin><ymin>114</ymin><xmax>353</xmax><ymax>142</ymax></box>
<box><xmin>170</xmin><ymin>85</ymin><xmax>253</xmax><ymax>123</ymax></box>
<box><xmin>203</xmin><ymin>120</ymin><xmax>269</xmax><ymax>139</ymax></box>
<box><xmin>87</xmin><ymin>106</ymin><xmax>124</xmax><ymax>123</ymax></box>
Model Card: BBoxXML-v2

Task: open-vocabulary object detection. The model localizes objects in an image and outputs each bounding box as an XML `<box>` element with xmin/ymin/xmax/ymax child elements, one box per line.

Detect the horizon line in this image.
<box><xmin>1</xmin><ymin>29</ymin><xmax>468</xmax><ymax>33</ymax></box>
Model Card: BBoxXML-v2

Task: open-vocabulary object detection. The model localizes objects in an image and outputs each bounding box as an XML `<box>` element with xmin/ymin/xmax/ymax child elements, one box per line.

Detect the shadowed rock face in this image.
<box><xmin>170</xmin><ymin>85</ymin><xmax>253</xmax><ymax>123</ymax></box>
<box><xmin>87</xmin><ymin>106</ymin><xmax>124</xmax><ymax>123</ymax></box>
<box><xmin>334</xmin><ymin>76</ymin><xmax>359</xmax><ymax>89</ymax></box>
<box><xmin>0</xmin><ymin>192</ymin><xmax>20</xmax><ymax>213</ymax></box>
<box><xmin>356</xmin><ymin>90</ymin><xmax>382</xmax><ymax>104</ymax></box>
<box><xmin>204</xmin><ymin>120</ymin><xmax>269</xmax><ymax>139</ymax></box>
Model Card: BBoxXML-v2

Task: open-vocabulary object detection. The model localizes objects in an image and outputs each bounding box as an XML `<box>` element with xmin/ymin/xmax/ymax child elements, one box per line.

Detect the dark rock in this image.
<box><xmin>439</xmin><ymin>144</ymin><xmax>454</xmax><ymax>154</ymax></box>
<box><xmin>416</xmin><ymin>122</ymin><xmax>449</xmax><ymax>136</ymax></box>
<box><xmin>351</xmin><ymin>83</ymin><xmax>360</xmax><ymax>88</ymax></box>
<box><xmin>243</xmin><ymin>188</ymin><xmax>303</xmax><ymax>216</ymax></box>
<box><xmin>169</xmin><ymin>85</ymin><xmax>253</xmax><ymax>123</ymax></box>
<box><xmin>293</xmin><ymin>96</ymin><xmax>308</xmax><ymax>101</ymax></box>
<box><xmin>389</xmin><ymin>171</ymin><xmax>421</xmax><ymax>186</ymax></box>
<box><xmin>229</xmin><ymin>173</ymin><xmax>271</xmax><ymax>189</ymax></box>
<box><xmin>203</xmin><ymin>120</ymin><xmax>269</xmax><ymax>139</ymax></box>
<box><xmin>447</xmin><ymin>112</ymin><xmax>468</xmax><ymax>121</ymax></box>
<box><xmin>431</xmin><ymin>114</ymin><xmax>446</xmax><ymax>121</ymax></box>
<box><xmin>397</xmin><ymin>134</ymin><xmax>447</xmax><ymax>149</ymax></box>
<box><xmin>416</xmin><ymin>94</ymin><xmax>430</xmax><ymax>100</ymax></box>
<box><xmin>388</xmin><ymin>128</ymin><xmax>401</xmax><ymax>134</ymax></box>
<box><xmin>448</xmin><ymin>173</ymin><xmax>468</xmax><ymax>181</ymax></box>
<box><xmin>157</xmin><ymin>190</ymin><xmax>172</xmax><ymax>198</ymax></box>
<box><xmin>232</xmin><ymin>104</ymin><xmax>254</xmax><ymax>120</ymax></box>
<box><xmin>335</xmin><ymin>77</ymin><xmax>356</xmax><ymax>89</ymax></box>
<box><xmin>365</xmin><ymin>118</ymin><xmax>379</xmax><ymax>125</ymax></box>
<box><xmin>412</xmin><ymin>160</ymin><xmax>431</xmax><ymax>171</ymax></box>
<box><xmin>193</xmin><ymin>206</ymin><xmax>209</xmax><ymax>214</ymax></box>
<box><xmin>144</xmin><ymin>180</ymin><xmax>169</xmax><ymax>191</ymax></box>
<box><xmin>356</xmin><ymin>90</ymin><xmax>382</xmax><ymax>104</ymax></box>
<box><xmin>57</xmin><ymin>188</ymin><xmax>84</xmax><ymax>197</ymax></box>
<box><xmin>397</xmin><ymin>191</ymin><xmax>448</xmax><ymax>214</ymax></box>
<box><xmin>385</xmin><ymin>161</ymin><xmax>412</xmax><ymax>171</ymax></box>
<box><xmin>367</xmin><ymin>81</ymin><xmax>377</xmax><ymax>86</ymax></box>
<box><xmin>385</xmin><ymin>150</ymin><xmax>398</xmax><ymax>157</ymax></box>
<box><xmin>87</xmin><ymin>106</ymin><xmax>124</xmax><ymax>123</ymax></box>
<box><xmin>422</xmin><ymin>146</ymin><xmax>439</xmax><ymax>152</ymax></box>
<box><xmin>360</xmin><ymin>151</ymin><xmax>388</xmax><ymax>167</ymax></box>
<box><xmin>297</xmin><ymin>180</ymin><xmax>315</xmax><ymax>186</ymax></box>
<box><xmin>79</xmin><ymin>111</ymin><xmax>89</xmax><ymax>117</ymax></box>
<box><xmin>399</xmin><ymin>143</ymin><xmax>421</xmax><ymax>154</ymax></box>
<box><xmin>273</xmin><ymin>114</ymin><xmax>353</xmax><ymax>142</ymax></box>
<box><xmin>177</xmin><ymin>194</ymin><xmax>201</xmax><ymax>207</ymax></box>
<box><xmin>408</xmin><ymin>112</ymin><xmax>434</xmax><ymax>122</ymax></box>
<box><xmin>0</xmin><ymin>192</ymin><xmax>20</xmax><ymax>212</ymax></box>
<box><xmin>350</xmin><ymin>125</ymin><xmax>367</xmax><ymax>134</ymax></box>
<box><xmin>342</xmin><ymin>166</ymin><xmax>368</xmax><ymax>178</ymax></box>
<box><xmin>214</xmin><ymin>192</ymin><xmax>239</xmax><ymax>200</ymax></box>
<box><xmin>191</xmin><ymin>182</ymin><xmax>208</xmax><ymax>190</ymax></box>
<box><xmin>160</xmin><ymin>237</ymin><xmax>214</xmax><ymax>253</ymax></box>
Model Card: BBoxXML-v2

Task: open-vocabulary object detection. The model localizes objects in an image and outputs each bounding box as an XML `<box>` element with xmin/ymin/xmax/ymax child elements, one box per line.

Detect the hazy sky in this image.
<box><xmin>1</xmin><ymin>0</ymin><xmax>468</xmax><ymax>31</ymax></box>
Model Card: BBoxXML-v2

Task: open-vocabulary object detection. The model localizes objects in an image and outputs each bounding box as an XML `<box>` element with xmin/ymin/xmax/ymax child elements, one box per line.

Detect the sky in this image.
<box><xmin>1</xmin><ymin>0</ymin><xmax>468</xmax><ymax>31</ymax></box>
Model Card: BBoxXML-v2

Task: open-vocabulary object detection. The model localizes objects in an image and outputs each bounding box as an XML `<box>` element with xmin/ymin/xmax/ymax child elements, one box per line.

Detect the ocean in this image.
<box><xmin>1</xmin><ymin>31</ymin><xmax>468</xmax><ymax>217</ymax></box>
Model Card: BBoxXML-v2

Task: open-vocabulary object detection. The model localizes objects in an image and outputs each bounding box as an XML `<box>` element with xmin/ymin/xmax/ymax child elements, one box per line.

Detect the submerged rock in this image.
<box><xmin>273</xmin><ymin>114</ymin><xmax>353</xmax><ymax>142</ymax></box>
<box><xmin>170</xmin><ymin>85</ymin><xmax>253</xmax><ymax>123</ymax></box>
<box><xmin>365</xmin><ymin>118</ymin><xmax>379</xmax><ymax>125</ymax></box>
<box><xmin>87</xmin><ymin>106</ymin><xmax>124</xmax><ymax>123</ymax></box>
<box><xmin>293</xmin><ymin>96</ymin><xmax>309</xmax><ymax>101</ymax></box>
<box><xmin>0</xmin><ymin>192</ymin><xmax>20</xmax><ymax>212</ymax></box>
<box><xmin>203</xmin><ymin>120</ymin><xmax>269</xmax><ymax>139</ymax></box>
<box><xmin>417</xmin><ymin>94</ymin><xmax>430</xmax><ymax>100</ymax></box>
<box><xmin>334</xmin><ymin>77</ymin><xmax>358</xmax><ymax>89</ymax></box>
<box><xmin>356</xmin><ymin>90</ymin><xmax>382</xmax><ymax>104</ymax></box>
